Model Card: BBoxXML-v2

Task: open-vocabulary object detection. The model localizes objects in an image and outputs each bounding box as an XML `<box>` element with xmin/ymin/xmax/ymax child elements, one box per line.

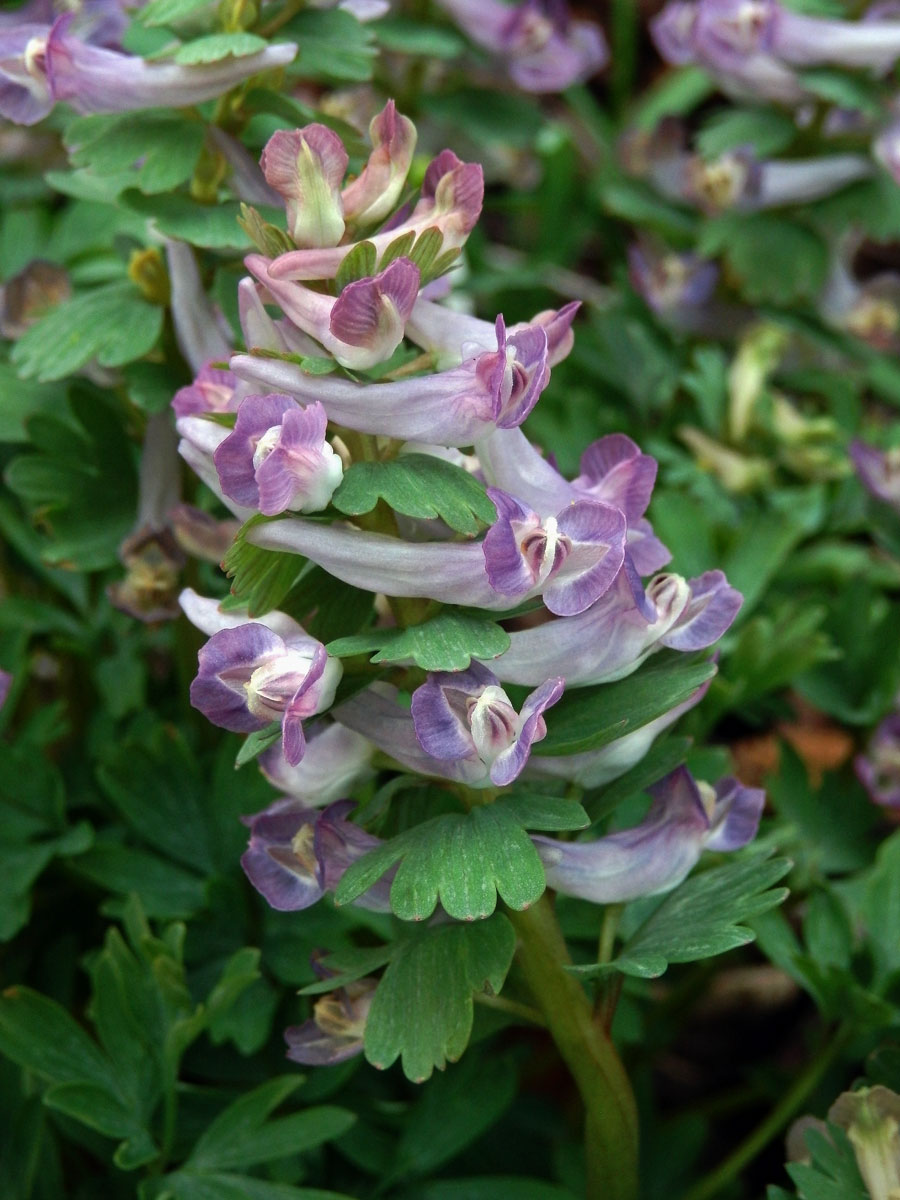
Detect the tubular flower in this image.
<box><xmin>411</xmin><ymin>663</ymin><xmax>564</xmax><ymax>787</ymax></box>
<box><xmin>433</xmin><ymin>0</ymin><xmax>608</xmax><ymax>92</ymax></box>
<box><xmin>259</xmin><ymin>724</ymin><xmax>375</xmax><ymax>808</ymax></box>
<box><xmin>249</xmin><ymin>489</ymin><xmax>627</xmax><ymax>616</ymax></box>
<box><xmin>213</xmin><ymin>395</ymin><xmax>342</xmax><ymax>516</ymax></box>
<box><xmin>189</xmin><ymin>620</ymin><xmax>342</xmax><ymax>766</ymax></box>
<box><xmin>850</xmin><ymin>440</ymin><xmax>900</xmax><ymax>511</ymax></box>
<box><xmin>0</xmin><ymin>13</ymin><xmax>296</xmax><ymax>125</ymax></box>
<box><xmin>856</xmin><ymin>714</ymin><xmax>900</xmax><ymax>809</ymax></box>
<box><xmin>230</xmin><ymin>315</ymin><xmax>551</xmax><ymax>445</ymax></box>
<box><xmin>241</xmin><ymin>799</ymin><xmax>390</xmax><ymax>911</ymax></box>
<box><xmin>267</xmin><ymin>149</ymin><xmax>484</xmax><ymax>282</ymax></box>
<box><xmin>285</xmin><ymin>977</ymin><xmax>376</xmax><ymax>1066</ymax></box>
<box><xmin>534</xmin><ymin>766</ymin><xmax>765</xmax><ymax>904</ymax></box>
<box><xmin>246</xmin><ymin>253</ymin><xmax>421</xmax><ymax>370</ymax></box>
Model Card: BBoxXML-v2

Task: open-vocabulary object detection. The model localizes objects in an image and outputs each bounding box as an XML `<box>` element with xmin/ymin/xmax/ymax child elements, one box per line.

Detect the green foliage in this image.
<box><xmin>65</xmin><ymin>112</ymin><xmax>206</xmax><ymax>193</ymax></box>
<box><xmin>331</xmin><ymin>453</ymin><xmax>497</xmax><ymax>536</ymax></box>
<box><xmin>223</xmin><ymin>516</ymin><xmax>305</xmax><ymax>616</ymax></box>
<box><xmin>571</xmin><ymin>854</ymin><xmax>791</xmax><ymax>979</ymax></box>
<box><xmin>10</xmin><ymin>281</ymin><xmax>163</xmax><ymax>381</ymax></box>
<box><xmin>5</xmin><ymin>387</ymin><xmax>138</xmax><ymax>570</ymax></box>
<box><xmin>137</xmin><ymin>0</ymin><xmax>213</xmax><ymax>25</ymax></box>
<box><xmin>696</xmin><ymin>106</ymin><xmax>797</xmax><ymax>158</ymax></box>
<box><xmin>327</xmin><ymin>611</ymin><xmax>509</xmax><ymax>671</ymax></box>
<box><xmin>698</xmin><ymin>213</ymin><xmax>829</xmax><ymax>304</ymax></box>
<box><xmin>785</xmin><ymin>1124</ymin><xmax>868</xmax><ymax>1200</ymax></box>
<box><xmin>364</xmin><ymin>915</ymin><xmax>517</xmax><ymax>1081</ymax></box>
<box><xmin>336</xmin><ymin>794</ymin><xmax>588</xmax><ymax>921</ymax></box>
<box><xmin>173</xmin><ymin>32</ymin><xmax>269</xmax><ymax>63</ymax></box>
<box><xmin>284</xmin><ymin>9</ymin><xmax>376</xmax><ymax>82</ymax></box>
<box><xmin>122</xmin><ymin>191</ymin><xmax>284</xmax><ymax>248</ymax></box>
<box><xmin>536</xmin><ymin>653</ymin><xmax>717</xmax><ymax>757</ymax></box>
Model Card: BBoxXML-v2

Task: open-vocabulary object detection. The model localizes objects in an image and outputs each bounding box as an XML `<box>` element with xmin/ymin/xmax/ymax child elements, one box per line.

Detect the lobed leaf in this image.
<box><xmin>327</xmin><ymin>611</ymin><xmax>510</xmax><ymax>671</ymax></box>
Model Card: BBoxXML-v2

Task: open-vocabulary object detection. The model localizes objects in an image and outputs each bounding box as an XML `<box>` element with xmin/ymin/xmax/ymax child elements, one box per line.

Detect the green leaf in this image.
<box><xmin>336</xmin><ymin>795</ymin><xmax>588</xmax><ymax>921</ymax></box>
<box><xmin>0</xmin><ymin>365</ymin><xmax>66</xmax><ymax>442</ymax></box>
<box><xmin>121</xmin><ymin>191</ymin><xmax>284</xmax><ymax>249</ymax></box>
<box><xmin>190</xmin><ymin>1077</ymin><xmax>354</xmax><ymax>1171</ymax></box>
<box><xmin>631</xmin><ymin>65</ymin><xmax>716</xmax><ymax>130</ymax></box>
<box><xmin>4</xmin><ymin>388</ymin><xmax>138</xmax><ymax>570</ymax></box>
<box><xmin>797</xmin><ymin>67</ymin><xmax>883</xmax><ymax>116</ymax></box>
<box><xmin>787</xmin><ymin>1124</ymin><xmax>868</xmax><ymax>1200</ymax></box>
<box><xmin>327</xmin><ymin>611</ymin><xmax>509</xmax><ymax>671</ymax></box>
<box><xmin>0</xmin><ymin>986</ymin><xmax>121</xmax><ymax>1094</ymax></box>
<box><xmin>138</xmin><ymin>0</ymin><xmax>213</xmax><ymax>25</ymax></box>
<box><xmin>335</xmin><ymin>240</ymin><xmax>377</xmax><ymax>291</ymax></box>
<box><xmin>223</xmin><ymin>515</ymin><xmax>305</xmax><ymax>616</ymax></box>
<box><xmin>535</xmin><ymin>653</ymin><xmax>717</xmax><ymax>758</ymax></box>
<box><xmin>599</xmin><ymin>179</ymin><xmax>697</xmax><ymax>238</ymax></box>
<box><xmin>172</xmin><ymin>32</ymin><xmax>268</xmax><ymax>63</ymax></box>
<box><xmin>414</xmin><ymin>1181</ymin><xmax>578</xmax><ymax>1200</ymax></box>
<box><xmin>42</xmin><ymin>1081</ymin><xmax>150</xmax><ymax>1144</ymax></box>
<box><xmin>11</xmin><ymin>282</ymin><xmax>163</xmax><ymax>381</ymax></box>
<box><xmin>331</xmin><ymin>453</ymin><xmax>496</xmax><ymax>536</ymax></box>
<box><xmin>571</xmin><ymin>854</ymin><xmax>791</xmax><ymax>979</ymax></box>
<box><xmin>299</xmin><ymin>944</ymin><xmax>396</xmax><ymax>996</ymax></box>
<box><xmin>66</xmin><ymin>112</ymin><xmax>205</xmax><ymax>193</ymax></box>
<box><xmin>165</xmin><ymin>1175</ymin><xmax>355</xmax><ymax>1200</ymax></box>
<box><xmin>284</xmin><ymin>8</ymin><xmax>376</xmax><ymax>81</ymax></box>
<box><xmin>235</xmin><ymin>723</ymin><xmax>281</xmax><ymax>768</ymax></box>
<box><xmin>696</xmin><ymin>106</ymin><xmax>797</xmax><ymax>158</ymax></box>
<box><xmin>364</xmin><ymin>915</ymin><xmax>516</xmax><ymax>1081</ymax></box>
<box><xmin>378</xmin><ymin>229</ymin><xmax>416</xmax><ymax>268</ymax></box>
<box><xmin>372</xmin><ymin>17</ymin><xmax>465</xmax><ymax>58</ymax></box>
<box><xmin>698</xmin><ymin>212</ymin><xmax>828</xmax><ymax>304</ymax></box>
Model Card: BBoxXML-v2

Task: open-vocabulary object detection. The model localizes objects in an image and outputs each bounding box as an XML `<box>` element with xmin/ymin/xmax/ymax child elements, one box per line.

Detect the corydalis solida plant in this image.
<box><xmin>176</xmin><ymin>101</ymin><xmax>756</xmax><ymax>1200</ymax></box>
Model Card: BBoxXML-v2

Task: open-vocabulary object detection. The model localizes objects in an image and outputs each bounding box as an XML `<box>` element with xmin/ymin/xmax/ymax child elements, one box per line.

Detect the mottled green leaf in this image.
<box><xmin>327</xmin><ymin>611</ymin><xmax>509</xmax><ymax>671</ymax></box>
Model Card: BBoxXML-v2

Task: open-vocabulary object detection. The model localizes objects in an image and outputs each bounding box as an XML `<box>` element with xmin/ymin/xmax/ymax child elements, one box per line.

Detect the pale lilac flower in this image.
<box><xmin>246</xmin><ymin>253</ymin><xmax>420</xmax><ymax>370</ymax></box>
<box><xmin>434</xmin><ymin>0</ymin><xmax>608</xmax><ymax>93</ymax></box>
<box><xmin>850</xmin><ymin>440</ymin><xmax>900</xmax><ymax>510</ymax></box>
<box><xmin>0</xmin><ymin>670</ymin><xmax>11</xmax><ymax>710</ymax></box>
<box><xmin>534</xmin><ymin>766</ymin><xmax>764</xmax><ymax>904</ymax></box>
<box><xmin>266</xmin><ymin>150</ymin><xmax>483</xmax><ymax>281</ymax></box>
<box><xmin>260</xmin><ymin>125</ymin><xmax>348</xmax><ymax>249</ymax></box>
<box><xmin>405</xmin><ymin>297</ymin><xmax>579</xmax><ymax>369</ymax></box>
<box><xmin>875</xmin><ymin>113</ymin><xmax>900</xmax><ymax>185</ymax></box>
<box><xmin>856</xmin><ymin>714</ymin><xmax>900</xmax><ymax>808</ymax></box>
<box><xmin>175</xmin><ymin>415</ymin><xmax>256</xmax><ymax>522</ymax></box>
<box><xmin>0</xmin><ymin>14</ymin><xmax>297</xmax><ymax>125</ymax></box>
<box><xmin>259</xmin><ymin>724</ymin><xmax>374</xmax><ymax>807</ymax></box>
<box><xmin>213</xmin><ymin>395</ymin><xmax>342</xmax><ymax>516</ymax></box>
<box><xmin>241</xmin><ymin>799</ymin><xmax>389</xmax><ymax>911</ymax></box>
<box><xmin>628</xmin><ymin>243</ymin><xmax>719</xmax><ymax>318</ymax></box>
<box><xmin>488</xmin><ymin>569</ymin><xmax>741</xmax><ymax>687</ymax></box>
<box><xmin>237</xmin><ymin>276</ymin><xmax>323</xmax><ymax>359</ymax></box>
<box><xmin>190</xmin><ymin>621</ymin><xmax>342</xmax><ymax>765</ymax></box>
<box><xmin>411</xmin><ymin>662</ymin><xmax>563</xmax><ymax>787</ymax></box>
<box><xmin>341</xmin><ymin>100</ymin><xmax>417</xmax><ymax>229</ymax></box>
<box><xmin>250</xmin><ymin>490</ymin><xmax>626</xmax><ymax>617</ymax></box>
<box><xmin>172</xmin><ymin>362</ymin><xmax>238</xmax><ymax>420</ymax></box>
<box><xmin>230</xmin><ymin>315</ymin><xmax>551</xmax><ymax>445</ymax></box>
<box><xmin>169</xmin><ymin>505</ymin><xmax>240</xmax><ymax>564</ymax></box>
<box><xmin>285</xmin><ymin>977</ymin><xmax>376</xmax><ymax>1066</ymax></box>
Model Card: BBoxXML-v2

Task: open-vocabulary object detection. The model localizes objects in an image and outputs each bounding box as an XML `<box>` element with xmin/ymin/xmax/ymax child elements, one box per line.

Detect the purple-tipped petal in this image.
<box><xmin>660</xmin><ymin>570</ymin><xmax>742</xmax><ymax>650</ymax></box>
<box><xmin>285</xmin><ymin>978</ymin><xmax>375</xmax><ymax>1065</ymax></box>
<box><xmin>544</xmin><ymin>500</ymin><xmax>627</xmax><ymax>616</ymax></box>
<box><xmin>241</xmin><ymin>804</ymin><xmax>325</xmax><ymax>910</ymax></box>
<box><xmin>214</xmin><ymin>392</ymin><xmax>298</xmax><ymax>507</ymax></box>
<box><xmin>191</xmin><ymin>622</ymin><xmax>287</xmax><ymax>734</ymax></box>
<box><xmin>260</xmin><ymin>125</ymin><xmax>348</xmax><ymax>248</ymax></box>
<box><xmin>341</xmin><ymin>99</ymin><xmax>418</xmax><ymax>228</ymax></box>
<box><xmin>329</xmin><ymin>256</ymin><xmax>420</xmax><ymax>350</ymax></box>
<box><xmin>490</xmin><ymin>676</ymin><xmax>564</xmax><ymax>786</ymax></box>
<box><xmin>172</xmin><ymin>362</ymin><xmax>238</xmax><ymax>419</ymax></box>
<box><xmin>573</xmin><ymin>434</ymin><xmax>657</xmax><ymax>523</ymax></box>
<box><xmin>705</xmin><ymin>777</ymin><xmax>765</xmax><ymax>850</ymax></box>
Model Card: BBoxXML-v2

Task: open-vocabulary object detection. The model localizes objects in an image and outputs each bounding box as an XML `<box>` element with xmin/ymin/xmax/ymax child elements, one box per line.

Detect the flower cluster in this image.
<box><xmin>175</xmin><ymin>102</ymin><xmax>759</xmax><ymax>1067</ymax></box>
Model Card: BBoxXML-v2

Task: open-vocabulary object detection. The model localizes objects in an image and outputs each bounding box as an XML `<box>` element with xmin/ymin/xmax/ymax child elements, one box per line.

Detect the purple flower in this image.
<box><xmin>534</xmin><ymin>766</ymin><xmax>764</xmax><ymax>904</ymax></box>
<box><xmin>241</xmin><ymin>798</ymin><xmax>389</xmax><ymax>911</ymax></box>
<box><xmin>0</xmin><ymin>670</ymin><xmax>11</xmax><ymax>710</ymax></box>
<box><xmin>260</xmin><ymin>124</ymin><xmax>348</xmax><ymax>248</ymax></box>
<box><xmin>405</xmin><ymin>296</ymin><xmax>579</xmax><ymax>370</ymax></box>
<box><xmin>411</xmin><ymin>662</ymin><xmax>563</xmax><ymax>787</ymax></box>
<box><xmin>0</xmin><ymin>14</ymin><xmax>297</xmax><ymax>125</ymax></box>
<box><xmin>176</xmin><ymin>416</ymin><xmax>256</xmax><ymax>522</ymax></box>
<box><xmin>342</xmin><ymin>100</ymin><xmax>418</xmax><ymax>229</ymax></box>
<box><xmin>259</xmin><ymin>723</ymin><xmax>374</xmax><ymax>807</ymax></box>
<box><xmin>285</xmin><ymin>977</ymin><xmax>376</xmax><ymax>1066</ymax></box>
<box><xmin>628</xmin><ymin>243</ymin><xmax>719</xmax><ymax>317</ymax></box>
<box><xmin>856</xmin><ymin>714</ymin><xmax>900</xmax><ymax>808</ymax></box>
<box><xmin>488</xmin><ymin>568</ymin><xmax>741</xmax><ymax>687</ymax></box>
<box><xmin>850</xmin><ymin>440</ymin><xmax>900</xmax><ymax>511</ymax></box>
<box><xmin>190</xmin><ymin>621</ymin><xmax>342</xmax><ymax>765</ymax></box>
<box><xmin>213</xmin><ymin>394</ymin><xmax>342</xmax><ymax>516</ymax></box>
<box><xmin>266</xmin><ymin>150</ymin><xmax>483</xmax><ymax>281</ymax></box>
<box><xmin>172</xmin><ymin>362</ymin><xmax>238</xmax><ymax>420</ymax></box>
<box><xmin>246</xmin><ymin>253</ymin><xmax>420</xmax><ymax>370</ymax></box>
<box><xmin>250</xmin><ymin>489</ymin><xmax>626</xmax><ymax>617</ymax></box>
<box><xmin>230</xmin><ymin>314</ymin><xmax>551</xmax><ymax>445</ymax></box>
<box><xmin>434</xmin><ymin>0</ymin><xmax>608</xmax><ymax>92</ymax></box>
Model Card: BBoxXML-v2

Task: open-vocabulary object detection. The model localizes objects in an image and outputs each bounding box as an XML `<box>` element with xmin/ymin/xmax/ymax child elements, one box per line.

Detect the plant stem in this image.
<box><xmin>473</xmin><ymin>991</ymin><xmax>547</xmax><ymax>1027</ymax></box>
<box><xmin>507</xmin><ymin>897</ymin><xmax>639</xmax><ymax>1200</ymax></box>
<box><xmin>681</xmin><ymin>1024</ymin><xmax>848</xmax><ymax>1200</ymax></box>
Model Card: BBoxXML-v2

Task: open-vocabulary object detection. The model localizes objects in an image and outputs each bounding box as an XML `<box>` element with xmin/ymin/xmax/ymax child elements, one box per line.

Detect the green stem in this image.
<box><xmin>507</xmin><ymin>897</ymin><xmax>639</xmax><ymax>1200</ymax></box>
<box><xmin>681</xmin><ymin>1025</ymin><xmax>848</xmax><ymax>1200</ymax></box>
<box><xmin>473</xmin><ymin>991</ymin><xmax>546</xmax><ymax>1027</ymax></box>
